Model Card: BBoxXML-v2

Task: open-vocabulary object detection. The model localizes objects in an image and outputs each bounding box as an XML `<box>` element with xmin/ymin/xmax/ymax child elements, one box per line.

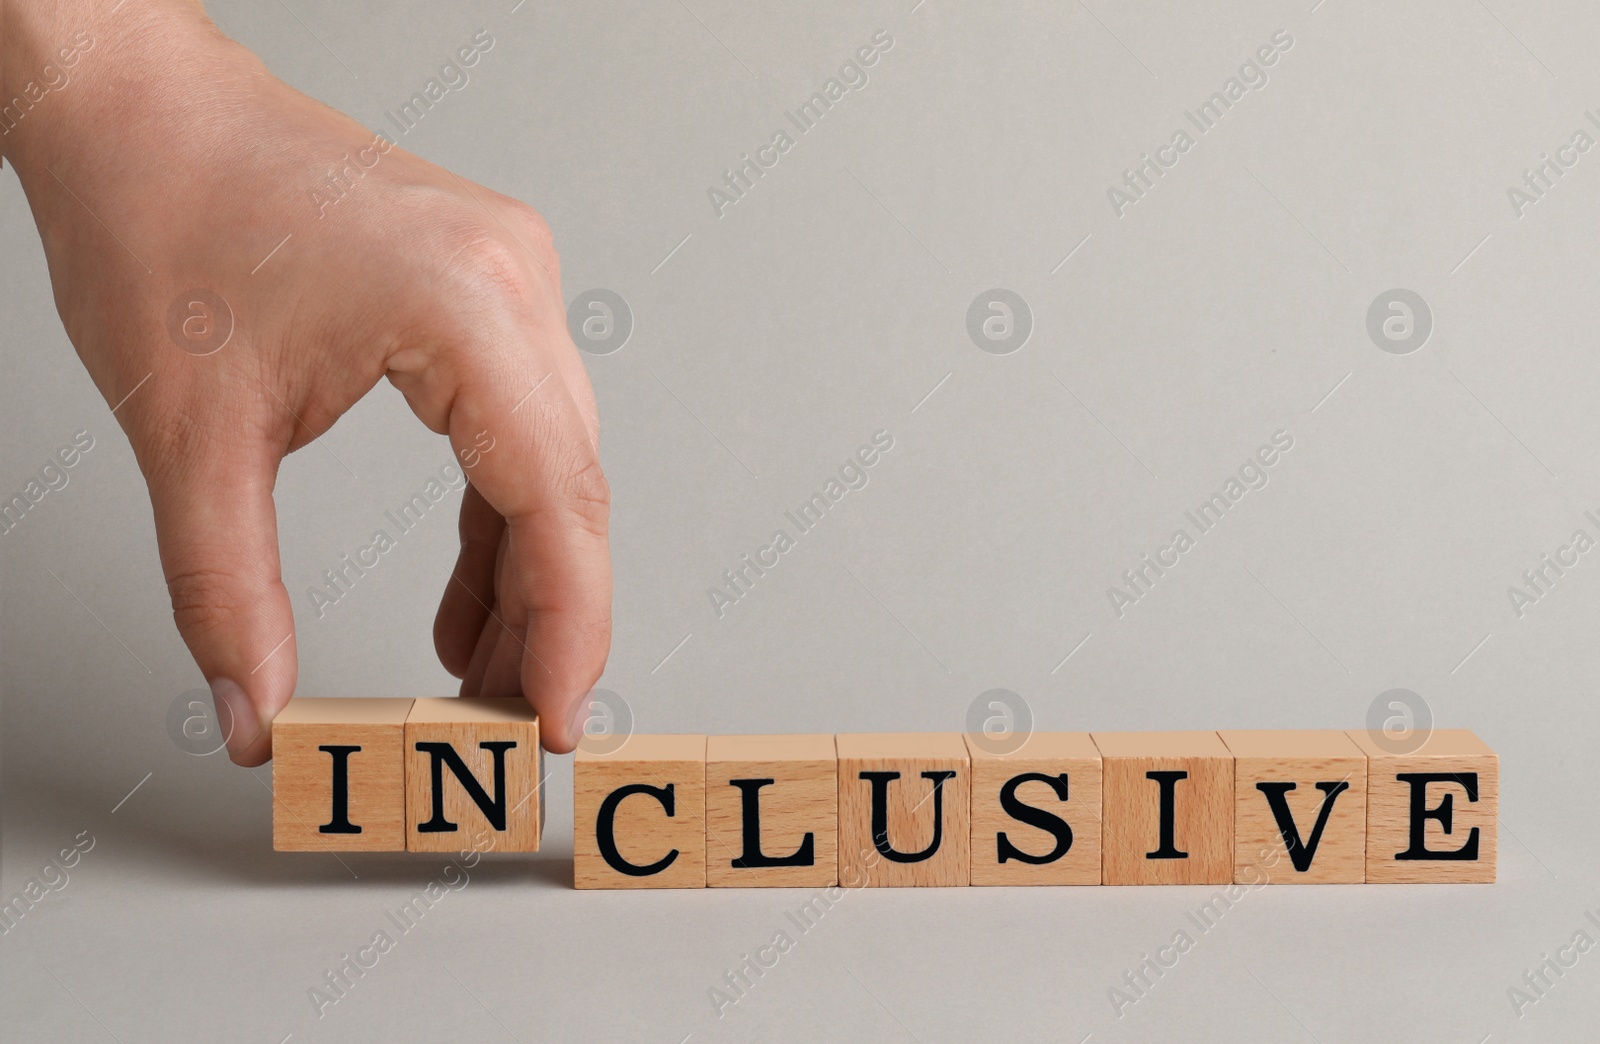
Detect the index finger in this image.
<box><xmin>391</xmin><ymin>297</ymin><xmax>612</xmax><ymax>752</ymax></box>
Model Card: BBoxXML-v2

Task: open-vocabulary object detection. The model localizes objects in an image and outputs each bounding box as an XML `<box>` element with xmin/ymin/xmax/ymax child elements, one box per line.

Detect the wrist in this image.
<box><xmin>2</xmin><ymin>2</ymin><xmax>240</xmax><ymax>167</ymax></box>
<box><xmin>2</xmin><ymin>0</ymin><xmax>208</xmax><ymax>89</ymax></box>
<box><xmin>3</xmin><ymin>2</ymin><xmax>267</xmax><ymax>237</ymax></box>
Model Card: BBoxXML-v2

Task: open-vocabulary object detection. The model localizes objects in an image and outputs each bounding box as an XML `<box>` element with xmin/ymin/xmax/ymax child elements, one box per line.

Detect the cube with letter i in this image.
<box><xmin>273</xmin><ymin>697</ymin><xmax>413</xmax><ymax>852</ymax></box>
<box><xmin>1093</xmin><ymin>731</ymin><xmax>1233</xmax><ymax>885</ymax></box>
<box><xmin>404</xmin><ymin>697</ymin><xmax>542</xmax><ymax>853</ymax></box>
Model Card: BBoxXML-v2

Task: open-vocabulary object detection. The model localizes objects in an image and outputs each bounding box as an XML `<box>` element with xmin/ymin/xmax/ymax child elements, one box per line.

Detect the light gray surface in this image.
<box><xmin>3</xmin><ymin>0</ymin><xmax>1598</xmax><ymax>1040</ymax></box>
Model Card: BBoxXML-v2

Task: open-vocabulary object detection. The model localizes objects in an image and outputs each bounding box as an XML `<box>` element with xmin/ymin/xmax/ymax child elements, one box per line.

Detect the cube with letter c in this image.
<box><xmin>575</xmin><ymin>735</ymin><xmax>707</xmax><ymax>889</ymax></box>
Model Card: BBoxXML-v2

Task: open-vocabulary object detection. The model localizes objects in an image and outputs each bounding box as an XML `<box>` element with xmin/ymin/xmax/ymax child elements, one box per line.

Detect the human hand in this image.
<box><xmin>2</xmin><ymin>1</ymin><xmax>611</xmax><ymax>764</ymax></box>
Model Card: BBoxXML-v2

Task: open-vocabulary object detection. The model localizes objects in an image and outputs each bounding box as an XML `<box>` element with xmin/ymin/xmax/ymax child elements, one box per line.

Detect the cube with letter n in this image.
<box><xmin>404</xmin><ymin>697</ymin><xmax>542</xmax><ymax>852</ymax></box>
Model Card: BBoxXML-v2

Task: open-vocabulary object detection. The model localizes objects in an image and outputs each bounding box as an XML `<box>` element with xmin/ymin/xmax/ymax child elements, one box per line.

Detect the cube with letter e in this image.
<box><xmin>1346</xmin><ymin>728</ymin><xmax>1497</xmax><ymax>883</ymax></box>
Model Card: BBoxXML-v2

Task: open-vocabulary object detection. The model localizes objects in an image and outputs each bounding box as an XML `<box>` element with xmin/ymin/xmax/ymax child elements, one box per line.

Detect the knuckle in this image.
<box><xmin>132</xmin><ymin>396</ymin><xmax>280</xmax><ymax>491</ymax></box>
<box><xmin>440</xmin><ymin>219</ymin><xmax>560</xmax><ymax>320</ymax></box>
<box><xmin>166</xmin><ymin>566</ymin><xmax>244</xmax><ymax>641</ymax></box>
<box><xmin>508</xmin><ymin>202</ymin><xmax>554</xmax><ymax>248</ymax></box>
<box><xmin>136</xmin><ymin>405</ymin><xmax>209</xmax><ymax>477</ymax></box>
<box><xmin>510</xmin><ymin>206</ymin><xmax>561</xmax><ymax>275</ymax></box>
<box><xmin>458</xmin><ymin>234</ymin><xmax>538</xmax><ymax>307</ymax></box>
<box><xmin>561</xmin><ymin>454</ymin><xmax>611</xmax><ymax>538</ymax></box>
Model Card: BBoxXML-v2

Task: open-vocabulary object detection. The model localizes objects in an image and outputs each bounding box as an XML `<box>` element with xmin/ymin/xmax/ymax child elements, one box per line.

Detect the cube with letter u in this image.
<box><xmin>836</xmin><ymin>733</ymin><xmax>970</xmax><ymax>887</ymax></box>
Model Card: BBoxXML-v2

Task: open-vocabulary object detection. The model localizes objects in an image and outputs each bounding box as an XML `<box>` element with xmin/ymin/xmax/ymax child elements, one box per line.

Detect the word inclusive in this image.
<box><xmin>272</xmin><ymin>699</ymin><xmax>1498</xmax><ymax>888</ymax></box>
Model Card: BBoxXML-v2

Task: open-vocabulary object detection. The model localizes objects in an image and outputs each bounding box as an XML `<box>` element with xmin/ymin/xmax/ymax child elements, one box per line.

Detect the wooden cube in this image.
<box><xmin>705</xmin><ymin>735</ymin><xmax>837</xmax><ymax>888</ymax></box>
<box><xmin>273</xmin><ymin>698</ymin><xmax>413</xmax><ymax>852</ymax></box>
<box><xmin>967</xmin><ymin>732</ymin><xmax>1102</xmax><ymax>886</ymax></box>
<box><xmin>1218</xmin><ymin>730</ymin><xmax>1367</xmax><ymax>884</ymax></box>
<box><xmin>836</xmin><ymin>734</ymin><xmax>970</xmax><ymax>887</ymax></box>
<box><xmin>1092</xmin><ymin>731</ymin><xmax>1233</xmax><ymax>885</ymax></box>
<box><xmin>574</xmin><ymin>735</ymin><xmax>707</xmax><ymax>889</ymax></box>
<box><xmin>404</xmin><ymin>697</ymin><xmax>542</xmax><ymax>853</ymax></box>
<box><xmin>1346</xmin><ymin>728</ymin><xmax>1497</xmax><ymax>883</ymax></box>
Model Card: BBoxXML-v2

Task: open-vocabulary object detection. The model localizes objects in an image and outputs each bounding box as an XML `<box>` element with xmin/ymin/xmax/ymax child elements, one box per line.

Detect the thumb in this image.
<box><xmin>146</xmin><ymin>446</ymin><xmax>296</xmax><ymax>766</ymax></box>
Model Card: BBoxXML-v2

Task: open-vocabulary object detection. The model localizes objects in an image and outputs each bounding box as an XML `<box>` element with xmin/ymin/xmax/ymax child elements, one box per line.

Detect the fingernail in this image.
<box><xmin>568</xmin><ymin>692</ymin><xmax>593</xmax><ymax>745</ymax></box>
<box><xmin>210</xmin><ymin>677</ymin><xmax>263</xmax><ymax>764</ymax></box>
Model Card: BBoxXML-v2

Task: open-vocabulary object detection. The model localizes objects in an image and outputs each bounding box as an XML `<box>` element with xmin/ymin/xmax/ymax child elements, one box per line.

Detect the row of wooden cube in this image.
<box><xmin>272</xmin><ymin>700</ymin><xmax>1496</xmax><ymax>887</ymax></box>
<box><xmin>272</xmin><ymin>697</ymin><xmax>544</xmax><ymax>852</ymax></box>
<box><xmin>576</xmin><ymin>729</ymin><xmax>1497</xmax><ymax>888</ymax></box>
